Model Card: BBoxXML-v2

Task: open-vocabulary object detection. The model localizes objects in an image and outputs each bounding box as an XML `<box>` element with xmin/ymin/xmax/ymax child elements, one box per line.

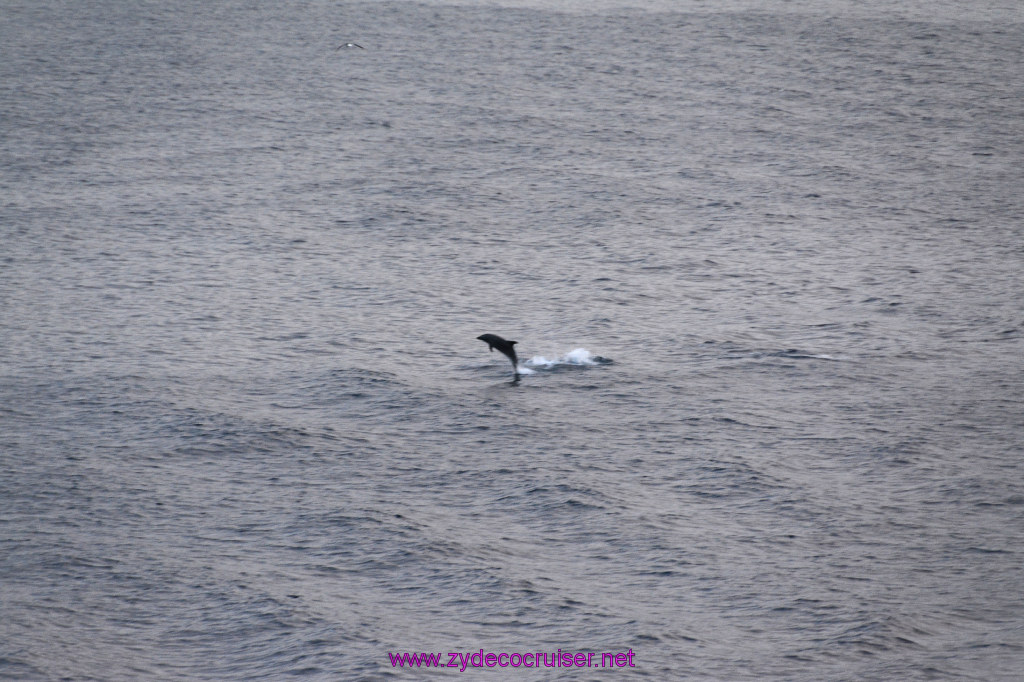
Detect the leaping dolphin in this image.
<box><xmin>477</xmin><ymin>334</ymin><xmax>519</xmax><ymax>375</ymax></box>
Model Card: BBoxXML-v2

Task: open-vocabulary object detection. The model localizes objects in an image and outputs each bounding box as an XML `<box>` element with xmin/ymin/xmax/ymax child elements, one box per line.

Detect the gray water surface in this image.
<box><xmin>2</xmin><ymin>0</ymin><xmax>1023</xmax><ymax>679</ymax></box>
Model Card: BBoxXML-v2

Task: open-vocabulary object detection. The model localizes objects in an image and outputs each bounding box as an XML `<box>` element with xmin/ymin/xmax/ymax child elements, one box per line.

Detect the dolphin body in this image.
<box><xmin>477</xmin><ymin>334</ymin><xmax>519</xmax><ymax>374</ymax></box>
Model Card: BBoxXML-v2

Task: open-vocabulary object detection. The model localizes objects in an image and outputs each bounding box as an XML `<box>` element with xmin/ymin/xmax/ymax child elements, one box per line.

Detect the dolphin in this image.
<box><xmin>477</xmin><ymin>334</ymin><xmax>519</xmax><ymax>374</ymax></box>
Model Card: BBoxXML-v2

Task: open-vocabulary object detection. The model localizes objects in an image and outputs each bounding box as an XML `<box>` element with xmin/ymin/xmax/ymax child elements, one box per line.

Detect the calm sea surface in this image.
<box><xmin>2</xmin><ymin>0</ymin><xmax>1023</xmax><ymax>679</ymax></box>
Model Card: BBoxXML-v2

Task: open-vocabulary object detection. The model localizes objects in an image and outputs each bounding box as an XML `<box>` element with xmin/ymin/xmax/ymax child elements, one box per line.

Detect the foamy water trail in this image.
<box><xmin>525</xmin><ymin>348</ymin><xmax>599</xmax><ymax>368</ymax></box>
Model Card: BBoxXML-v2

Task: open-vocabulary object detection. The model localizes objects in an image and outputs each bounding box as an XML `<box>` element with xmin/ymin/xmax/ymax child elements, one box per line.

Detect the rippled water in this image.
<box><xmin>2</xmin><ymin>0</ymin><xmax>1023</xmax><ymax>679</ymax></box>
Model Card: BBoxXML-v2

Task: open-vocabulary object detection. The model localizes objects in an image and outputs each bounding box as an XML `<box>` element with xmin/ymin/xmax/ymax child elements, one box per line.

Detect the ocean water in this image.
<box><xmin>2</xmin><ymin>0</ymin><xmax>1023</xmax><ymax>679</ymax></box>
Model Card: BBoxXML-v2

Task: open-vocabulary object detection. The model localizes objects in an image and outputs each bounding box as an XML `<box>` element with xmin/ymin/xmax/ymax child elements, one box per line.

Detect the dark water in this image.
<box><xmin>2</xmin><ymin>0</ymin><xmax>1023</xmax><ymax>679</ymax></box>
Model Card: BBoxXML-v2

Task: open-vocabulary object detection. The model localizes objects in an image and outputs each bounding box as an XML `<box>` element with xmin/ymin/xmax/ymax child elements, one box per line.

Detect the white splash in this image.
<box><xmin>525</xmin><ymin>348</ymin><xmax>598</xmax><ymax>368</ymax></box>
